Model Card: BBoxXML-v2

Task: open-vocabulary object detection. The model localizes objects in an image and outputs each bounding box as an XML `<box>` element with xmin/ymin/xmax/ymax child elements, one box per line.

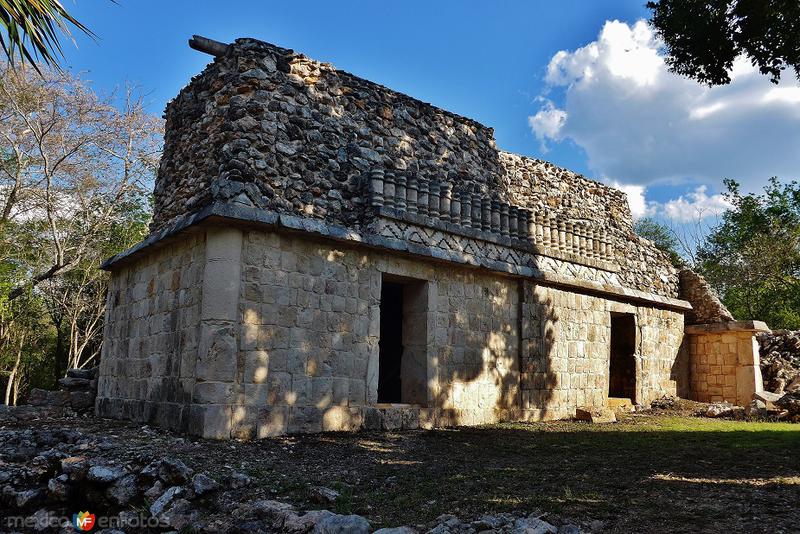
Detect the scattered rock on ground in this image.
<box><xmin>758</xmin><ymin>330</ymin><xmax>800</xmax><ymax>393</ymax></box>
<box><xmin>575</xmin><ymin>407</ymin><xmax>616</xmax><ymax>424</ymax></box>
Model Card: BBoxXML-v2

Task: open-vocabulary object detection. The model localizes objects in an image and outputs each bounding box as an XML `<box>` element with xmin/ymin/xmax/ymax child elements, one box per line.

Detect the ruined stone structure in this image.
<box><xmin>97</xmin><ymin>37</ymin><xmax>764</xmax><ymax>438</ymax></box>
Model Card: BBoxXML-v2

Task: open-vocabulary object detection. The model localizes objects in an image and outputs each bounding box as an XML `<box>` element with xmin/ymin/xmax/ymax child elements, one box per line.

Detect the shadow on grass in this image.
<box><xmin>251</xmin><ymin>418</ymin><xmax>800</xmax><ymax>532</ymax></box>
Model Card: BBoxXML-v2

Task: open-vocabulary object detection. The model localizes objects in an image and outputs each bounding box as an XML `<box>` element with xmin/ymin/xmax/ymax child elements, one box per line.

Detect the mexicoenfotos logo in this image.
<box><xmin>72</xmin><ymin>511</ymin><xmax>96</xmax><ymax>531</ymax></box>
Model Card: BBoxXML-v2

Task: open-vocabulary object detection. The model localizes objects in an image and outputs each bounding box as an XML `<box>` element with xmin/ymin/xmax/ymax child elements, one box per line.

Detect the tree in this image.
<box><xmin>0</xmin><ymin>61</ymin><xmax>161</xmax><ymax>299</ymax></box>
<box><xmin>0</xmin><ymin>60</ymin><xmax>160</xmax><ymax>398</ymax></box>
<box><xmin>634</xmin><ymin>217</ymin><xmax>685</xmax><ymax>268</ymax></box>
<box><xmin>0</xmin><ymin>0</ymin><xmax>94</xmax><ymax>70</ymax></box>
<box><xmin>697</xmin><ymin>178</ymin><xmax>800</xmax><ymax>328</ymax></box>
<box><xmin>647</xmin><ymin>0</ymin><xmax>800</xmax><ymax>85</ymax></box>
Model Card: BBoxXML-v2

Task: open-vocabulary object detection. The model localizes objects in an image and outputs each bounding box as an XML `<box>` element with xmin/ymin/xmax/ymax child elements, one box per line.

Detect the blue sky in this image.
<box><xmin>60</xmin><ymin>0</ymin><xmax>800</xmax><ymax>227</ymax></box>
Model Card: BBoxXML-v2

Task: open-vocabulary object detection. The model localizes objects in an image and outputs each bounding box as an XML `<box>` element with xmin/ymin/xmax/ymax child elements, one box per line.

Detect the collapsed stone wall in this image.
<box><xmin>678</xmin><ymin>269</ymin><xmax>734</xmax><ymax>324</ymax></box>
<box><xmin>152</xmin><ymin>37</ymin><xmax>678</xmax><ymax>298</ymax></box>
<box><xmin>758</xmin><ymin>330</ymin><xmax>800</xmax><ymax>393</ymax></box>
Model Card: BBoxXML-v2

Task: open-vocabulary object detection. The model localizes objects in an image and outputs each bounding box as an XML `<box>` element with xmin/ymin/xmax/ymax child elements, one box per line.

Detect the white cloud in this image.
<box><xmin>609</xmin><ymin>180</ymin><xmax>655</xmax><ymax>219</ymax></box>
<box><xmin>527</xmin><ymin>100</ymin><xmax>566</xmax><ymax>150</ymax></box>
<box><xmin>529</xmin><ymin>20</ymin><xmax>800</xmax><ymax>197</ymax></box>
<box><xmin>662</xmin><ymin>186</ymin><xmax>732</xmax><ymax>222</ymax></box>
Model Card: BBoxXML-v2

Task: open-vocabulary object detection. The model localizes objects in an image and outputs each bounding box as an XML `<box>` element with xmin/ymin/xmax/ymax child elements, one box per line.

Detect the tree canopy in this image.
<box><xmin>697</xmin><ymin>178</ymin><xmax>800</xmax><ymax>328</ymax></box>
<box><xmin>0</xmin><ymin>61</ymin><xmax>161</xmax><ymax>401</ymax></box>
<box><xmin>647</xmin><ymin>0</ymin><xmax>800</xmax><ymax>85</ymax></box>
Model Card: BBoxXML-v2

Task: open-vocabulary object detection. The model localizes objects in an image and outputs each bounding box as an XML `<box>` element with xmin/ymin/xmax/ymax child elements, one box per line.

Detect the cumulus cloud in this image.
<box><xmin>608</xmin><ymin>180</ymin><xmax>655</xmax><ymax>219</ymax></box>
<box><xmin>527</xmin><ymin>100</ymin><xmax>566</xmax><ymax>151</ymax></box>
<box><xmin>529</xmin><ymin>19</ymin><xmax>800</xmax><ymax>215</ymax></box>
<box><xmin>662</xmin><ymin>186</ymin><xmax>731</xmax><ymax>222</ymax></box>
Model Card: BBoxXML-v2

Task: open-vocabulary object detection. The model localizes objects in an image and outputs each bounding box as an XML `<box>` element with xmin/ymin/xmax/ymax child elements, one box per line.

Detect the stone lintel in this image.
<box><xmin>101</xmin><ymin>202</ymin><xmax>691</xmax><ymax>312</ymax></box>
<box><xmin>685</xmin><ymin>320</ymin><xmax>770</xmax><ymax>334</ymax></box>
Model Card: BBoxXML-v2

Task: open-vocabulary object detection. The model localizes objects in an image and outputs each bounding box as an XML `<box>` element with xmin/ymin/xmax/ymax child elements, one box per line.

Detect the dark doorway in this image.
<box><xmin>378</xmin><ymin>281</ymin><xmax>404</xmax><ymax>403</ymax></box>
<box><xmin>609</xmin><ymin>313</ymin><xmax>636</xmax><ymax>401</ymax></box>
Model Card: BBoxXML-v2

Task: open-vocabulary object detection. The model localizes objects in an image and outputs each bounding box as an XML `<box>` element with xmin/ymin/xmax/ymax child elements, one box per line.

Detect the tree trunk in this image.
<box><xmin>4</xmin><ymin>335</ymin><xmax>23</xmax><ymax>406</ymax></box>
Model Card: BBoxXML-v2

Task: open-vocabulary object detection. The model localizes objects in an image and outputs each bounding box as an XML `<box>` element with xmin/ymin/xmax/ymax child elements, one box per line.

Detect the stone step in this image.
<box><xmin>607</xmin><ymin>397</ymin><xmax>634</xmax><ymax>412</ymax></box>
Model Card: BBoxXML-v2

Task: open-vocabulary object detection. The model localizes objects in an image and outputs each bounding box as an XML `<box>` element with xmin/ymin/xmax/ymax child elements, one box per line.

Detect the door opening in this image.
<box><xmin>609</xmin><ymin>313</ymin><xmax>636</xmax><ymax>401</ymax></box>
<box><xmin>377</xmin><ymin>276</ymin><xmax>429</xmax><ymax>405</ymax></box>
<box><xmin>378</xmin><ymin>281</ymin><xmax>404</xmax><ymax>403</ymax></box>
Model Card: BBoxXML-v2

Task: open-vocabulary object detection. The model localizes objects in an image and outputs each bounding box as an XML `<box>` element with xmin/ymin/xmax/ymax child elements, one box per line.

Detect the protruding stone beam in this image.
<box><xmin>189</xmin><ymin>35</ymin><xmax>230</xmax><ymax>57</ymax></box>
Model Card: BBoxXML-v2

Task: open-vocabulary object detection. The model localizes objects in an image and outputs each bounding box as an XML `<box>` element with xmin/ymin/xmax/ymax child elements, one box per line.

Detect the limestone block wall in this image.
<box><xmin>98</xmin><ymin>222</ymin><xmax>688</xmax><ymax>438</ymax></box>
<box><xmin>96</xmin><ymin>232</ymin><xmax>206</xmax><ymax>429</ymax></box>
<box><xmin>239</xmin><ymin>229</ymin><xmax>520</xmax><ymax>437</ymax></box>
<box><xmin>520</xmin><ymin>285</ymin><xmax>685</xmax><ymax>421</ymax></box>
<box><xmin>686</xmin><ymin>322</ymin><xmax>767</xmax><ymax>405</ymax></box>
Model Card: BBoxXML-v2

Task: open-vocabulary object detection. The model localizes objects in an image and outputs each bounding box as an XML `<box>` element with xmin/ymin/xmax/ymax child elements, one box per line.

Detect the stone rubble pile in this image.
<box><xmin>0</xmin><ymin>420</ymin><xmax>602</xmax><ymax>533</ymax></box>
<box><xmin>757</xmin><ymin>330</ymin><xmax>800</xmax><ymax>394</ymax></box>
<box><xmin>25</xmin><ymin>368</ymin><xmax>98</xmax><ymax>413</ymax></box>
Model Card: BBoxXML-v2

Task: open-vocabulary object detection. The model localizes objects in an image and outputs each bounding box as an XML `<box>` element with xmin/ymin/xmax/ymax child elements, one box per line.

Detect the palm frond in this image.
<box><xmin>0</xmin><ymin>0</ymin><xmax>97</xmax><ymax>72</ymax></box>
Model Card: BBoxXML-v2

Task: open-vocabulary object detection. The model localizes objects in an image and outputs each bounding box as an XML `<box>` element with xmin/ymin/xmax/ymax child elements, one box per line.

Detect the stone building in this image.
<box><xmin>97</xmin><ymin>36</ymin><xmax>766</xmax><ymax>438</ymax></box>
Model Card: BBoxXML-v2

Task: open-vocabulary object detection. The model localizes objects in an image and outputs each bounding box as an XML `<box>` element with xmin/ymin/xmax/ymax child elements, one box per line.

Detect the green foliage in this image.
<box><xmin>647</xmin><ymin>0</ymin><xmax>800</xmax><ymax>85</ymax></box>
<box><xmin>0</xmin><ymin>61</ymin><xmax>161</xmax><ymax>399</ymax></box>
<box><xmin>697</xmin><ymin>178</ymin><xmax>800</xmax><ymax>328</ymax></box>
<box><xmin>634</xmin><ymin>217</ymin><xmax>684</xmax><ymax>268</ymax></box>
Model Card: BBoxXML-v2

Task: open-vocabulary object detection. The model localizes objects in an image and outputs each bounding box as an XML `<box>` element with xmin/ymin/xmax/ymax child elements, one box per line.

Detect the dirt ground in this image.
<box><xmin>3</xmin><ymin>407</ymin><xmax>799</xmax><ymax>533</ymax></box>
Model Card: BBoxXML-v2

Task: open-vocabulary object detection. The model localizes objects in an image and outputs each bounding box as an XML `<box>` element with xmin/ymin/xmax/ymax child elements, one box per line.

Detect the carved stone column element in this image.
<box><xmin>557</xmin><ymin>219</ymin><xmax>567</xmax><ymax>253</ymax></box>
<box><xmin>490</xmin><ymin>199</ymin><xmax>501</xmax><ymax>233</ymax></box>
<box><xmin>428</xmin><ymin>181</ymin><xmax>440</xmax><ymax>218</ymax></box>
<box><xmin>384</xmin><ymin>173</ymin><xmax>396</xmax><ymax>209</ymax></box>
<box><xmin>540</xmin><ymin>214</ymin><xmax>550</xmax><ymax>248</ymax></box>
<box><xmin>472</xmin><ymin>193</ymin><xmax>482</xmax><ymax>231</ymax></box>
<box><xmin>578</xmin><ymin>224</ymin><xmax>587</xmax><ymax>257</ymax></box>
<box><xmin>481</xmin><ymin>197</ymin><xmax>492</xmax><ymax>232</ymax></box>
<box><xmin>439</xmin><ymin>182</ymin><xmax>452</xmax><ymax>222</ymax></box>
<box><xmin>586</xmin><ymin>227</ymin><xmax>595</xmax><ymax>259</ymax></box>
<box><xmin>517</xmin><ymin>208</ymin><xmax>528</xmax><ymax>240</ymax></box>
<box><xmin>450</xmin><ymin>188</ymin><xmax>461</xmax><ymax>224</ymax></box>
<box><xmin>598</xmin><ymin>233</ymin><xmax>608</xmax><ymax>261</ymax></box>
<box><xmin>526</xmin><ymin>210</ymin><xmax>536</xmax><ymax>242</ymax></box>
<box><xmin>604</xmin><ymin>239</ymin><xmax>613</xmax><ymax>262</ymax></box>
<box><xmin>534</xmin><ymin>212</ymin><xmax>544</xmax><ymax>244</ymax></box>
<box><xmin>564</xmin><ymin>221</ymin><xmax>574</xmax><ymax>254</ymax></box>
<box><xmin>500</xmin><ymin>203</ymin><xmax>510</xmax><ymax>237</ymax></box>
<box><xmin>572</xmin><ymin>224</ymin><xmax>581</xmax><ymax>255</ymax></box>
<box><xmin>406</xmin><ymin>175</ymin><xmax>418</xmax><ymax>214</ymax></box>
<box><xmin>417</xmin><ymin>179</ymin><xmax>429</xmax><ymax>216</ymax></box>
<box><xmin>395</xmin><ymin>174</ymin><xmax>407</xmax><ymax>211</ymax></box>
<box><xmin>369</xmin><ymin>169</ymin><xmax>384</xmax><ymax>207</ymax></box>
<box><xmin>460</xmin><ymin>190</ymin><xmax>471</xmax><ymax>227</ymax></box>
<box><xmin>508</xmin><ymin>206</ymin><xmax>519</xmax><ymax>238</ymax></box>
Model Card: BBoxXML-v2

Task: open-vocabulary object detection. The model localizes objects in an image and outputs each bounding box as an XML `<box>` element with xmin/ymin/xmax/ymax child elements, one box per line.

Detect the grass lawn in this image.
<box><xmin>222</xmin><ymin>414</ymin><xmax>800</xmax><ymax>532</ymax></box>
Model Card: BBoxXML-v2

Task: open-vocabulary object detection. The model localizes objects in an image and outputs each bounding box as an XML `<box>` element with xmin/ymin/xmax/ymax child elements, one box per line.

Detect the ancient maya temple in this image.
<box><xmin>97</xmin><ymin>36</ymin><xmax>768</xmax><ymax>439</ymax></box>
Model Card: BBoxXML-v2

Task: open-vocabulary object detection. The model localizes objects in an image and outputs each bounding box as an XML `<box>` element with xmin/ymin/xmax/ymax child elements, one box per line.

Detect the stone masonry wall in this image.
<box><xmin>97</xmin><ymin>233</ymin><xmax>206</xmax><ymax>429</ymax></box>
<box><xmin>502</xmin><ymin>153</ymin><xmax>677</xmax><ymax>296</ymax></box>
<box><xmin>520</xmin><ymin>284</ymin><xmax>685</xmax><ymax>421</ymax></box>
<box><xmin>238</xmin><ymin>228</ymin><xmax>520</xmax><ymax>437</ymax></box>
<box><xmin>99</xmin><ymin>222</ymin><xmax>688</xmax><ymax>437</ymax></box>
<box><xmin>686</xmin><ymin>324</ymin><xmax>766</xmax><ymax>405</ymax></box>
<box><xmin>151</xmin><ymin>37</ymin><xmax>678</xmax><ymax>298</ymax></box>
